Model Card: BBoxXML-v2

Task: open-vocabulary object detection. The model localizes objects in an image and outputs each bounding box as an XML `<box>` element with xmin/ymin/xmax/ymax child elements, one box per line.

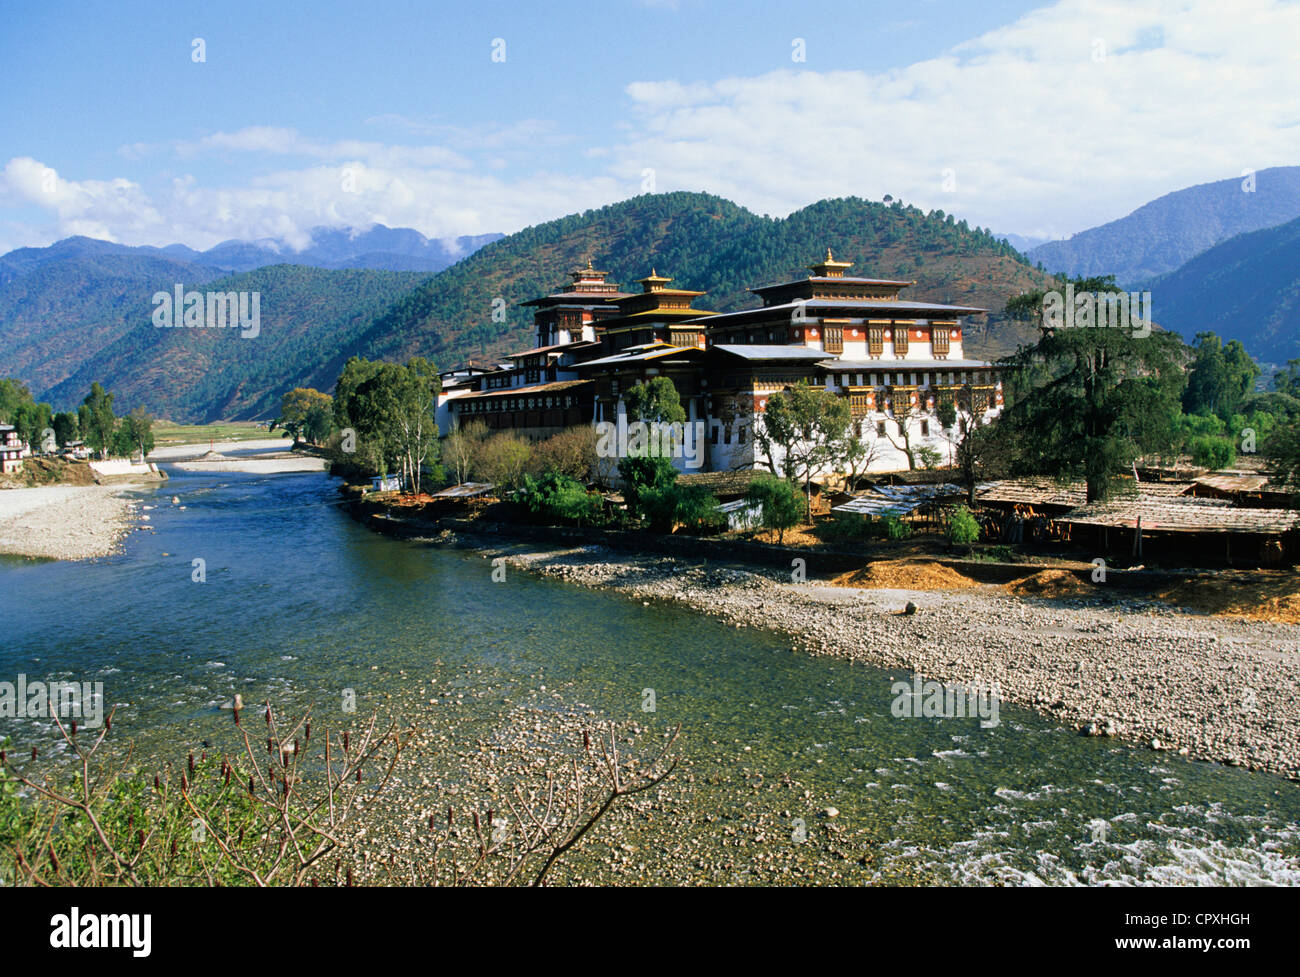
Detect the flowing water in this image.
<box><xmin>3</xmin><ymin>459</ymin><xmax>1298</xmax><ymax>884</ymax></box>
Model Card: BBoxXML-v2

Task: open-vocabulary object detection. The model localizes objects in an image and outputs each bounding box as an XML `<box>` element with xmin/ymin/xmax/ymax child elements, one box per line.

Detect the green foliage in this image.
<box><xmin>333</xmin><ymin>357</ymin><xmax>441</xmax><ymax>492</ymax></box>
<box><xmin>275</xmin><ymin>387</ymin><xmax>334</xmax><ymax>444</ymax></box>
<box><xmin>515</xmin><ymin>471</ymin><xmax>601</xmax><ymax>525</ymax></box>
<box><xmin>20</xmin><ymin>194</ymin><xmax>1052</xmax><ymax>425</ymax></box>
<box><xmin>0</xmin><ymin>377</ymin><xmax>54</xmax><ymax>449</ymax></box>
<box><xmin>1182</xmin><ymin>332</ymin><xmax>1259</xmax><ymax>420</ymax></box>
<box><xmin>1263</xmin><ymin>421</ymin><xmax>1300</xmax><ymax>489</ymax></box>
<box><xmin>632</xmin><ymin>482</ymin><xmax>724</xmax><ymax>535</ymax></box>
<box><xmin>0</xmin><ymin>743</ymin><xmax>266</xmax><ymax>886</ymax></box>
<box><xmin>51</xmin><ymin>411</ymin><xmax>78</xmax><ymax>448</ymax></box>
<box><xmin>81</xmin><ymin>382</ymin><xmax>117</xmax><ymax>459</ymax></box>
<box><xmin>814</xmin><ymin>512</ymin><xmax>911</xmax><ymax>543</ymax></box>
<box><xmin>475</xmin><ymin>432</ymin><xmax>533</xmax><ymax>492</ymax></box>
<box><xmin>618</xmin><ymin>455</ymin><xmax>679</xmax><ymax>515</ymax></box>
<box><xmin>671</xmin><ymin>484</ymin><xmax>727</xmax><ymax>535</ymax></box>
<box><xmin>754</xmin><ymin>381</ymin><xmax>853</xmax><ymax>515</ymax></box>
<box><xmin>996</xmin><ymin>323</ymin><xmax>1186</xmax><ymax>501</ymax></box>
<box><xmin>623</xmin><ymin>376</ymin><xmax>686</xmax><ymax>426</ymax></box>
<box><xmin>1187</xmin><ymin>435</ymin><xmax>1235</xmax><ymax>469</ymax></box>
<box><xmin>947</xmin><ymin>505</ymin><xmax>980</xmax><ymax>545</ymax></box>
<box><xmin>745</xmin><ymin>474</ymin><xmax>803</xmax><ymax>543</ymax></box>
<box><xmin>881</xmin><ymin>515</ymin><xmax>912</xmax><ymax>540</ymax></box>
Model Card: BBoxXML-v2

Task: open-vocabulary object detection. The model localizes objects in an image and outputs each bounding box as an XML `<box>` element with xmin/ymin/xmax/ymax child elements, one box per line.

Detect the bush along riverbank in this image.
<box><xmin>342</xmin><ymin>491</ymin><xmax>1300</xmax><ymax>780</ymax></box>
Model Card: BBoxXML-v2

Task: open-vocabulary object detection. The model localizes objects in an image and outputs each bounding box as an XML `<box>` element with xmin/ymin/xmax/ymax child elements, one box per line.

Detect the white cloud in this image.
<box><xmin>4</xmin><ymin>0</ymin><xmax>1299</xmax><ymax>253</ymax></box>
<box><xmin>614</xmin><ymin>0</ymin><xmax>1300</xmax><ymax>238</ymax></box>
<box><xmin>0</xmin><ymin>153</ymin><xmax>626</xmax><ymax>254</ymax></box>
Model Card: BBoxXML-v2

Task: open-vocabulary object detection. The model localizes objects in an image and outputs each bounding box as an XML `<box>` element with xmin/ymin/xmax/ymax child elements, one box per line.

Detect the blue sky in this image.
<box><xmin>2</xmin><ymin>0</ymin><xmax>1298</xmax><ymax>253</ymax></box>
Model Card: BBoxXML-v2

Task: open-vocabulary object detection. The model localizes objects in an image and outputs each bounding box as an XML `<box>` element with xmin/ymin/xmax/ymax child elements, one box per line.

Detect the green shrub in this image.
<box><xmin>881</xmin><ymin>515</ymin><xmax>912</xmax><ymax>540</ymax></box>
<box><xmin>515</xmin><ymin>472</ymin><xmax>601</xmax><ymax>525</ymax></box>
<box><xmin>947</xmin><ymin>505</ymin><xmax>980</xmax><ymax>546</ymax></box>
<box><xmin>1188</xmin><ymin>434</ymin><xmax>1235</xmax><ymax>469</ymax></box>
<box><xmin>745</xmin><ymin>474</ymin><xmax>803</xmax><ymax>543</ymax></box>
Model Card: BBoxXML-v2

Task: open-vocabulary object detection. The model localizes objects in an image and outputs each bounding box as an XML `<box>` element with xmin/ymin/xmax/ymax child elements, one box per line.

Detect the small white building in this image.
<box><xmin>0</xmin><ymin>424</ymin><xmax>27</xmax><ymax>475</ymax></box>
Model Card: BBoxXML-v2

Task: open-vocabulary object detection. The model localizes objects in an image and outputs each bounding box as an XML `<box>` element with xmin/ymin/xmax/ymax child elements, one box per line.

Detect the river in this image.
<box><xmin>3</xmin><ymin>460</ymin><xmax>1298</xmax><ymax>884</ymax></box>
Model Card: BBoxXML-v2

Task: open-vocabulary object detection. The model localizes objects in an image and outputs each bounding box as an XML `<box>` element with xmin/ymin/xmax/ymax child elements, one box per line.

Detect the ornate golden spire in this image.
<box><xmin>809</xmin><ymin>249</ymin><xmax>853</xmax><ymax>278</ymax></box>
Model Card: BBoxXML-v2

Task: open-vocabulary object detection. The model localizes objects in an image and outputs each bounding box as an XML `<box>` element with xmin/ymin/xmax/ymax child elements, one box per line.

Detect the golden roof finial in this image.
<box><xmin>809</xmin><ymin>248</ymin><xmax>852</xmax><ymax>278</ymax></box>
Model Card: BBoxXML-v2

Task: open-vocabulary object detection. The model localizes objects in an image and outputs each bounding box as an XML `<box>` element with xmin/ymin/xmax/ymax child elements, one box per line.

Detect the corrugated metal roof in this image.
<box><xmin>576</xmin><ymin>345</ymin><xmax>704</xmax><ymax>368</ymax></box>
<box><xmin>833</xmin><ymin>483</ymin><xmax>967</xmax><ymax>517</ymax></box>
<box><xmin>692</xmin><ymin>298</ymin><xmax>986</xmax><ymax>326</ymax></box>
<box><xmin>976</xmin><ymin>478</ymin><xmax>1196</xmax><ymax>508</ymax></box>
<box><xmin>1193</xmin><ymin>473</ymin><xmax>1274</xmax><ymax>494</ymax></box>
<box><xmin>429</xmin><ymin>482</ymin><xmax>496</xmax><ymax>499</ymax></box>
<box><xmin>711</xmin><ymin>344</ymin><xmax>832</xmax><ymax>361</ymax></box>
<box><xmin>1059</xmin><ymin>500</ymin><xmax>1300</xmax><ymax>534</ymax></box>
<box><xmin>508</xmin><ymin>341</ymin><xmax>600</xmax><ymax>359</ymax></box>
<box><xmin>452</xmin><ymin>379</ymin><xmax>592</xmax><ymax>401</ymax></box>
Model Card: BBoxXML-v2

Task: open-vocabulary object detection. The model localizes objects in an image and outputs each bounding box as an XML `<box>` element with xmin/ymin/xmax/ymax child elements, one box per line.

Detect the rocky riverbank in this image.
<box><xmin>0</xmin><ymin>485</ymin><xmax>140</xmax><ymax>560</ymax></box>
<box><xmin>434</xmin><ymin>533</ymin><xmax>1300</xmax><ymax>780</ymax></box>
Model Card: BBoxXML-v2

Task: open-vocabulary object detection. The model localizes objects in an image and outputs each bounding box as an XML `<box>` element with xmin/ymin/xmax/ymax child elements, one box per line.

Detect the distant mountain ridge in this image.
<box><xmin>1138</xmin><ymin>215</ymin><xmax>1300</xmax><ymax>364</ymax></box>
<box><xmin>1</xmin><ymin>225</ymin><xmax>503</xmax><ymax>277</ymax></box>
<box><xmin>1027</xmin><ymin>166</ymin><xmax>1300</xmax><ymax>285</ymax></box>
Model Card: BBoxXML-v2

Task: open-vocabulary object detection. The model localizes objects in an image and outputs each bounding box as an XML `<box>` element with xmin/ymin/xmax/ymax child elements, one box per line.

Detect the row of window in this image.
<box><xmin>833</xmin><ymin>370</ymin><xmax>989</xmax><ymax>388</ymax></box>
<box><xmin>460</xmin><ymin>394</ymin><xmax>578</xmax><ymax>413</ymax></box>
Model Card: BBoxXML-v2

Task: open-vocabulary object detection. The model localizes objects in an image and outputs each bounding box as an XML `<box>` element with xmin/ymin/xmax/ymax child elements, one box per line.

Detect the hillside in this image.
<box><xmin>1138</xmin><ymin>215</ymin><xmax>1300</xmax><ymax>364</ymax></box>
<box><xmin>352</xmin><ymin>192</ymin><xmax>1055</xmax><ymax>371</ymax></box>
<box><xmin>42</xmin><ymin>265</ymin><xmax>428</xmax><ymax>421</ymax></box>
<box><xmin>0</xmin><ymin>244</ymin><xmax>223</xmax><ymax>395</ymax></box>
<box><xmin>22</xmin><ymin>193</ymin><xmax>1055</xmax><ymax>422</ymax></box>
<box><xmin>0</xmin><ymin>228</ymin><xmax>500</xmax><ymax>406</ymax></box>
<box><xmin>1027</xmin><ymin>166</ymin><xmax>1300</xmax><ymax>285</ymax></box>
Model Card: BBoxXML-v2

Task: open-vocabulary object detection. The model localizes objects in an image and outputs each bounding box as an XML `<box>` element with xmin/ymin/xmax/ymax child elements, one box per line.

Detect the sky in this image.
<box><xmin>1</xmin><ymin>0</ymin><xmax>1298</xmax><ymax>255</ymax></box>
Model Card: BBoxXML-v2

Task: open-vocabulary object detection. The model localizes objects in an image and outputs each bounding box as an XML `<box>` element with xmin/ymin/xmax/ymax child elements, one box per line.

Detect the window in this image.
<box><xmin>933</xmin><ymin>327</ymin><xmax>950</xmax><ymax>356</ymax></box>
<box><xmin>823</xmin><ymin>325</ymin><xmax>843</xmax><ymax>354</ymax></box>
<box><xmin>711</xmin><ymin>426</ymin><xmax>719</xmax><ymax>445</ymax></box>
<box><xmin>868</xmin><ymin>327</ymin><xmax>884</xmax><ymax>356</ymax></box>
<box><xmin>921</xmin><ymin>420</ymin><xmax>930</xmax><ymax>437</ymax></box>
<box><xmin>894</xmin><ymin>327</ymin><xmax>908</xmax><ymax>355</ymax></box>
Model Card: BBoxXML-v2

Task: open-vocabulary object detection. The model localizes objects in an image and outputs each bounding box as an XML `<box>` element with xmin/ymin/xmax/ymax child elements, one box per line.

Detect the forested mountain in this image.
<box><xmin>17</xmin><ymin>192</ymin><xmax>1055</xmax><ymax>422</ymax></box>
<box><xmin>0</xmin><ymin>227</ymin><xmax>500</xmax><ymax>404</ymax></box>
<box><xmin>41</xmin><ymin>266</ymin><xmax>428</xmax><ymax>422</ymax></box>
<box><xmin>0</xmin><ymin>243</ymin><xmax>224</xmax><ymax>395</ymax></box>
<box><xmin>1027</xmin><ymin>166</ymin><xmax>1300</xmax><ymax>285</ymax></box>
<box><xmin>353</xmin><ymin>192</ymin><xmax>1054</xmax><ymax>371</ymax></box>
<box><xmin>1138</xmin><ymin>215</ymin><xmax>1300</xmax><ymax>364</ymax></box>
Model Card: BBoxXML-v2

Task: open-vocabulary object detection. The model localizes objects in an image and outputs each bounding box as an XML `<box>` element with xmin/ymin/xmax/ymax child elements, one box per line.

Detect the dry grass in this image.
<box><xmin>1157</xmin><ymin>571</ymin><xmax>1300</xmax><ymax>624</ymax></box>
<box><xmin>1005</xmin><ymin>569</ymin><xmax>1092</xmax><ymax>598</ymax></box>
<box><xmin>830</xmin><ymin>559</ymin><xmax>980</xmax><ymax>591</ymax></box>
